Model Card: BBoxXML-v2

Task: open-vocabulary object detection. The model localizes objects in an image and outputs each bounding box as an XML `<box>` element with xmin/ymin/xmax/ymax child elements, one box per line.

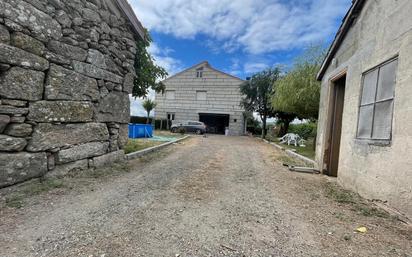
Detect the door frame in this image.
<box><xmin>323</xmin><ymin>70</ymin><xmax>347</xmax><ymax>177</ymax></box>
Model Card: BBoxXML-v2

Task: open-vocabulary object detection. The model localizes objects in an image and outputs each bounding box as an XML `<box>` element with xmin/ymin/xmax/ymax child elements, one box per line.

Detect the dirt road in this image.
<box><xmin>0</xmin><ymin>136</ymin><xmax>411</xmax><ymax>257</ymax></box>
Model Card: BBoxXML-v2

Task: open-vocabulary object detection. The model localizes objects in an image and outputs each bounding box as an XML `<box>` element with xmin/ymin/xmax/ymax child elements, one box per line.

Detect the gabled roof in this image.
<box><xmin>317</xmin><ymin>0</ymin><xmax>366</xmax><ymax>81</ymax></box>
<box><xmin>114</xmin><ymin>0</ymin><xmax>146</xmax><ymax>40</ymax></box>
<box><xmin>162</xmin><ymin>61</ymin><xmax>245</xmax><ymax>83</ymax></box>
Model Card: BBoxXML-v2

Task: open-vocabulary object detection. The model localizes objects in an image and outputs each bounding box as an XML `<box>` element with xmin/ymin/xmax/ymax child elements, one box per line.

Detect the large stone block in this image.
<box><xmin>87</xmin><ymin>49</ymin><xmax>107</xmax><ymax>69</ymax></box>
<box><xmin>4</xmin><ymin>123</ymin><xmax>32</xmax><ymax>137</ymax></box>
<box><xmin>72</xmin><ymin>60</ymin><xmax>123</xmax><ymax>84</ymax></box>
<box><xmin>27</xmin><ymin>123</ymin><xmax>109</xmax><ymax>152</ymax></box>
<box><xmin>0</xmin><ymin>24</ymin><xmax>10</xmax><ymax>44</ymax></box>
<box><xmin>0</xmin><ymin>152</ymin><xmax>47</xmax><ymax>188</ymax></box>
<box><xmin>28</xmin><ymin>101</ymin><xmax>94</xmax><ymax>123</ymax></box>
<box><xmin>10</xmin><ymin>32</ymin><xmax>45</xmax><ymax>56</ymax></box>
<box><xmin>82</xmin><ymin>9</ymin><xmax>101</xmax><ymax>23</ymax></box>
<box><xmin>45</xmin><ymin>64</ymin><xmax>99</xmax><ymax>101</ymax></box>
<box><xmin>0</xmin><ymin>0</ymin><xmax>62</xmax><ymax>41</ymax></box>
<box><xmin>0</xmin><ymin>43</ymin><xmax>49</xmax><ymax>71</ymax></box>
<box><xmin>48</xmin><ymin>40</ymin><xmax>87</xmax><ymax>62</ymax></box>
<box><xmin>1</xmin><ymin>99</ymin><xmax>27</xmax><ymax>107</ymax></box>
<box><xmin>0</xmin><ymin>135</ymin><xmax>27</xmax><ymax>151</ymax></box>
<box><xmin>118</xmin><ymin>124</ymin><xmax>129</xmax><ymax>149</ymax></box>
<box><xmin>97</xmin><ymin>91</ymin><xmax>130</xmax><ymax>123</ymax></box>
<box><xmin>123</xmin><ymin>73</ymin><xmax>135</xmax><ymax>94</ymax></box>
<box><xmin>0</xmin><ymin>67</ymin><xmax>45</xmax><ymax>101</ymax></box>
<box><xmin>0</xmin><ymin>105</ymin><xmax>29</xmax><ymax>115</ymax></box>
<box><xmin>57</xmin><ymin>142</ymin><xmax>109</xmax><ymax>164</ymax></box>
<box><xmin>0</xmin><ymin>115</ymin><xmax>10</xmax><ymax>133</ymax></box>
<box><xmin>46</xmin><ymin>159</ymin><xmax>88</xmax><ymax>178</ymax></box>
<box><xmin>92</xmin><ymin>150</ymin><xmax>125</xmax><ymax>168</ymax></box>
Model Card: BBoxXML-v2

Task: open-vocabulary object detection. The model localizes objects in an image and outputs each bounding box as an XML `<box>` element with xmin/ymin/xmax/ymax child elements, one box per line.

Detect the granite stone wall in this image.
<box><xmin>0</xmin><ymin>0</ymin><xmax>138</xmax><ymax>187</ymax></box>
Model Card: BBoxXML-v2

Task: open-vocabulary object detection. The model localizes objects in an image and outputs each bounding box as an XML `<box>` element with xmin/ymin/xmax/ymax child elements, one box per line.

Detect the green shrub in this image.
<box><xmin>288</xmin><ymin>122</ymin><xmax>317</xmax><ymax>139</ymax></box>
<box><xmin>130</xmin><ymin>116</ymin><xmax>152</xmax><ymax>124</ymax></box>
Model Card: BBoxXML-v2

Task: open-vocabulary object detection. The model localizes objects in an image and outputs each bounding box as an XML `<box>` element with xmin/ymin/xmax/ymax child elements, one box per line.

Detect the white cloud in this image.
<box><xmin>148</xmin><ymin>43</ymin><xmax>183</xmax><ymax>76</ymax></box>
<box><xmin>243</xmin><ymin>62</ymin><xmax>269</xmax><ymax>74</ymax></box>
<box><xmin>130</xmin><ymin>43</ymin><xmax>181</xmax><ymax>117</ymax></box>
<box><xmin>130</xmin><ymin>0</ymin><xmax>350</xmax><ymax>54</ymax></box>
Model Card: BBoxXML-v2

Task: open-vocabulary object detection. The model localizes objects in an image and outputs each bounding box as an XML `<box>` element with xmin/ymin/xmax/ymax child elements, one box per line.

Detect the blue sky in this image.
<box><xmin>128</xmin><ymin>0</ymin><xmax>352</xmax><ymax>116</ymax></box>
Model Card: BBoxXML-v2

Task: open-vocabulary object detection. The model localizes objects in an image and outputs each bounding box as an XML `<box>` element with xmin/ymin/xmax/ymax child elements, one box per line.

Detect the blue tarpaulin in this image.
<box><xmin>128</xmin><ymin>124</ymin><xmax>153</xmax><ymax>138</ymax></box>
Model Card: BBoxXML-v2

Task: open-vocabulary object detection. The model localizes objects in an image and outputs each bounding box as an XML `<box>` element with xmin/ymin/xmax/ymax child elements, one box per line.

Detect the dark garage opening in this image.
<box><xmin>199</xmin><ymin>113</ymin><xmax>230</xmax><ymax>134</ymax></box>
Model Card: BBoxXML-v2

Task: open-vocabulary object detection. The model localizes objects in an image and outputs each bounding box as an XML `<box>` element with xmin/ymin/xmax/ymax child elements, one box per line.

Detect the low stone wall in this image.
<box><xmin>0</xmin><ymin>0</ymin><xmax>138</xmax><ymax>187</ymax></box>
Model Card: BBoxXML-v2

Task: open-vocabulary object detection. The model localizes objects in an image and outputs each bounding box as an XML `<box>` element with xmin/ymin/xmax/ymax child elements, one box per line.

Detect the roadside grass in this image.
<box><xmin>124</xmin><ymin>139</ymin><xmax>163</xmax><ymax>154</ymax></box>
<box><xmin>3</xmin><ymin>163</ymin><xmax>132</xmax><ymax>209</ymax></box>
<box><xmin>124</xmin><ymin>130</ymin><xmax>184</xmax><ymax>154</ymax></box>
<box><xmin>277</xmin><ymin>155</ymin><xmax>309</xmax><ymax>167</ymax></box>
<box><xmin>153</xmin><ymin>130</ymin><xmax>182</xmax><ymax>138</ymax></box>
<box><xmin>79</xmin><ymin>162</ymin><xmax>131</xmax><ymax>179</ymax></box>
<box><xmin>268</xmin><ymin>136</ymin><xmax>316</xmax><ymax>160</ymax></box>
<box><xmin>324</xmin><ymin>182</ymin><xmax>390</xmax><ymax>219</ymax></box>
<box><xmin>4</xmin><ymin>178</ymin><xmax>65</xmax><ymax>209</ymax></box>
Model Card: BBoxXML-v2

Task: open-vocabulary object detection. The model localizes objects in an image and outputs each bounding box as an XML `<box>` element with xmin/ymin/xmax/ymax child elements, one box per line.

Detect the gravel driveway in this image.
<box><xmin>0</xmin><ymin>136</ymin><xmax>411</xmax><ymax>257</ymax></box>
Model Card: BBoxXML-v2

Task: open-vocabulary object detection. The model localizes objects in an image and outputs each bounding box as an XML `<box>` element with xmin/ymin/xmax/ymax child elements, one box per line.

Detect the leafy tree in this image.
<box><xmin>142</xmin><ymin>99</ymin><xmax>157</xmax><ymax>124</ymax></box>
<box><xmin>274</xmin><ymin>111</ymin><xmax>297</xmax><ymax>137</ymax></box>
<box><xmin>240</xmin><ymin>67</ymin><xmax>282</xmax><ymax>138</ymax></box>
<box><xmin>133</xmin><ymin>30</ymin><xmax>168</xmax><ymax>98</ymax></box>
<box><xmin>272</xmin><ymin>45</ymin><xmax>326</xmax><ymax>120</ymax></box>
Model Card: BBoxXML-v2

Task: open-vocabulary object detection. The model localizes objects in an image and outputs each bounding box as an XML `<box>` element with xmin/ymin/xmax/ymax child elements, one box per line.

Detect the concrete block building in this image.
<box><xmin>155</xmin><ymin>61</ymin><xmax>246</xmax><ymax>135</ymax></box>
<box><xmin>316</xmin><ymin>0</ymin><xmax>412</xmax><ymax>218</ymax></box>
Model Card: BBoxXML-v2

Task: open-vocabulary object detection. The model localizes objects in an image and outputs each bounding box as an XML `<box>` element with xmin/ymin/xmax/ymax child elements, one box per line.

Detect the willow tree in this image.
<box><xmin>272</xmin><ymin>45</ymin><xmax>325</xmax><ymax>120</ymax></box>
<box><xmin>133</xmin><ymin>30</ymin><xmax>168</xmax><ymax>98</ymax></box>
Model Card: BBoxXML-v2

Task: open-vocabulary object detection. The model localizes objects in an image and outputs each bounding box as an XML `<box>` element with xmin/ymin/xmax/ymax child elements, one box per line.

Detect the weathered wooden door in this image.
<box><xmin>327</xmin><ymin>75</ymin><xmax>346</xmax><ymax>177</ymax></box>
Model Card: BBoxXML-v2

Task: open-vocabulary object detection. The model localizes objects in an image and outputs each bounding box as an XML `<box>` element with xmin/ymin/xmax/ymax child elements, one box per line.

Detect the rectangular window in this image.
<box><xmin>196</xmin><ymin>67</ymin><xmax>204</xmax><ymax>78</ymax></box>
<box><xmin>196</xmin><ymin>90</ymin><xmax>207</xmax><ymax>101</ymax></box>
<box><xmin>167</xmin><ymin>113</ymin><xmax>175</xmax><ymax>120</ymax></box>
<box><xmin>165</xmin><ymin>90</ymin><xmax>175</xmax><ymax>100</ymax></box>
<box><xmin>357</xmin><ymin>58</ymin><xmax>397</xmax><ymax>141</ymax></box>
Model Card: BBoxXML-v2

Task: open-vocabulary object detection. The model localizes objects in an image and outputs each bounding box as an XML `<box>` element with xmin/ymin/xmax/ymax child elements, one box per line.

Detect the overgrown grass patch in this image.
<box><xmin>268</xmin><ymin>137</ymin><xmax>316</xmax><ymax>160</ymax></box>
<box><xmin>4</xmin><ymin>178</ymin><xmax>65</xmax><ymax>209</ymax></box>
<box><xmin>124</xmin><ymin>139</ymin><xmax>163</xmax><ymax>154</ymax></box>
<box><xmin>324</xmin><ymin>182</ymin><xmax>356</xmax><ymax>204</ymax></box>
<box><xmin>277</xmin><ymin>155</ymin><xmax>308</xmax><ymax>167</ymax></box>
<box><xmin>324</xmin><ymin>182</ymin><xmax>390</xmax><ymax>219</ymax></box>
<box><xmin>84</xmin><ymin>162</ymin><xmax>131</xmax><ymax>179</ymax></box>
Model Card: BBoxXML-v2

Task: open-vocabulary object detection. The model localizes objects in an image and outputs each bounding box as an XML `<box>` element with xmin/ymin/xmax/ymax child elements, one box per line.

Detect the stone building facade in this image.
<box><xmin>156</xmin><ymin>61</ymin><xmax>245</xmax><ymax>136</ymax></box>
<box><xmin>316</xmin><ymin>0</ymin><xmax>412</xmax><ymax>218</ymax></box>
<box><xmin>0</xmin><ymin>0</ymin><xmax>143</xmax><ymax>187</ymax></box>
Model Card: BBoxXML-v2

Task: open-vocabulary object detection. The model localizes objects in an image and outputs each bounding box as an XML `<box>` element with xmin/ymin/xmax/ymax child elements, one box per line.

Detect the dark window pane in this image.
<box><xmin>372</xmin><ymin>100</ymin><xmax>393</xmax><ymax>140</ymax></box>
<box><xmin>361</xmin><ymin>69</ymin><xmax>378</xmax><ymax>105</ymax></box>
<box><xmin>357</xmin><ymin>105</ymin><xmax>374</xmax><ymax>138</ymax></box>
<box><xmin>377</xmin><ymin>59</ymin><xmax>397</xmax><ymax>101</ymax></box>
